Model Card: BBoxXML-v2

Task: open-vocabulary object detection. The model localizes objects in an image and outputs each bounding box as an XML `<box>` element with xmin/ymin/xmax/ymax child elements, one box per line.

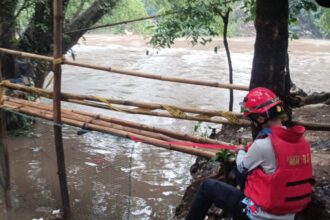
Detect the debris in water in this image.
<box><xmin>35</xmin><ymin>206</ymin><xmax>52</xmax><ymax>213</ymax></box>
<box><xmin>84</xmin><ymin>162</ymin><xmax>98</xmax><ymax>167</ymax></box>
<box><xmin>77</xmin><ymin>129</ymin><xmax>90</xmax><ymax>135</ymax></box>
<box><xmin>93</xmin><ymin>157</ymin><xmax>106</xmax><ymax>165</ymax></box>
<box><xmin>52</xmin><ymin>209</ymin><xmax>60</xmax><ymax>215</ymax></box>
<box><xmin>31</xmin><ymin>146</ymin><xmax>42</xmax><ymax>153</ymax></box>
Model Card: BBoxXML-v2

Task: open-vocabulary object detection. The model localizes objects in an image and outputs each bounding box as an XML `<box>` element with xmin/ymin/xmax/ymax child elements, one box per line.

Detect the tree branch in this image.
<box><xmin>65</xmin><ymin>11</ymin><xmax>177</xmax><ymax>34</ymax></box>
<box><xmin>63</xmin><ymin>0</ymin><xmax>119</xmax><ymax>51</ymax></box>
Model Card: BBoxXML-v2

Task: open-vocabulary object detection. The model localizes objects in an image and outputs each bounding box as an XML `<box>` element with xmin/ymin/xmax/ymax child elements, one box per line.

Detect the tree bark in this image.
<box><xmin>221</xmin><ymin>10</ymin><xmax>234</xmax><ymax>112</ymax></box>
<box><xmin>250</xmin><ymin>0</ymin><xmax>289</xmax><ymax>138</ymax></box>
<box><xmin>63</xmin><ymin>0</ymin><xmax>118</xmax><ymax>51</ymax></box>
<box><xmin>250</xmin><ymin>0</ymin><xmax>289</xmax><ymax>103</ymax></box>
<box><xmin>0</xmin><ymin>0</ymin><xmax>18</xmax><ymax>79</ymax></box>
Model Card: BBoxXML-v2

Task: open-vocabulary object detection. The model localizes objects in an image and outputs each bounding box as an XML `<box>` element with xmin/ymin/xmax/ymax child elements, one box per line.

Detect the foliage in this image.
<box><xmin>6</xmin><ymin>112</ymin><xmax>34</xmax><ymax>134</ymax></box>
<box><xmin>98</xmin><ymin>0</ymin><xmax>151</xmax><ymax>34</ymax></box>
<box><xmin>288</xmin><ymin>0</ymin><xmax>319</xmax><ymax>39</ymax></box>
<box><xmin>12</xmin><ymin>0</ymin><xmax>329</xmax><ymax>38</ymax></box>
<box><xmin>211</xmin><ymin>149</ymin><xmax>235</xmax><ymax>163</ymax></box>
<box><xmin>65</xmin><ymin>0</ymin><xmax>93</xmax><ymax>21</ymax></box>
<box><xmin>149</xmin><ymin>0</ymin><xmax>237</xmax><ymax>48</ymax></box>
<box><xmin>142</xmin><ymin>0</ymin><xmax>172</xmax><ymax>14</ymax></box>
<box><xmin>240</xmin><ymin>0</ymin><xmax>256</xmax><ymax>22</ymax></box>
<box><xmin>15</xmin><ymin>0</ymin><xmax>35</xmax><ymax>35</ymax></box>
<box><xmin>318</xmin><ymin>9</ymin><xmax>330</xmax><ymax>37</ymax></box>
<box><xmin>14</xmin><ymin>0</ymin><xmax>151</xmax><ymax>36</ymax></box>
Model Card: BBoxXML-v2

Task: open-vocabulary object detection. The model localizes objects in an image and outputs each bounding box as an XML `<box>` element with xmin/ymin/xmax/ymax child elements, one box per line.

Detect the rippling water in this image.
<box><xmin>2</xmin><ymin>35</ymin><xmax>330</xmax><ymax>220</ymax></box>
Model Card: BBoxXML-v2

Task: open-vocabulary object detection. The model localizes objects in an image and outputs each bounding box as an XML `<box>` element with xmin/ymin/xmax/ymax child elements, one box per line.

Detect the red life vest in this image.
<box><xmin>244</xmin><ymin>125</ymin><xmax>313</xmax><ymax>215</ymax></box>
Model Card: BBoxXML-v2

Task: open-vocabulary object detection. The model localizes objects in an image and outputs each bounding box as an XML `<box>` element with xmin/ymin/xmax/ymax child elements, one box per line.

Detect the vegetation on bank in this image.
<box><xmin>10</xmin><ymin>0</ymin><xmax>330</xmax><ymax>38</ymax></box>
<box><xmin>15</xmin><ymin>0</ymin><xmax>330</xmax><ymax>38</ymax></box>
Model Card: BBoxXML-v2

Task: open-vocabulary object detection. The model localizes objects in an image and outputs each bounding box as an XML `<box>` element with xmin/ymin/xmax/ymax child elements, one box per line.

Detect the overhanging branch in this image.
<box><xmin>64</xmin><ymin>11</ymin><xmax>179</xmax><ymax>34</ymax></box>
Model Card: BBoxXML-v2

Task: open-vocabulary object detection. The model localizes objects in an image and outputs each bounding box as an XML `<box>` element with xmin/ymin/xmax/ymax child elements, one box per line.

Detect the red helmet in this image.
<box><xmin>242</xmin><ymin>87</ymin><xmax>282</xmax><ymax>117</ymax></box>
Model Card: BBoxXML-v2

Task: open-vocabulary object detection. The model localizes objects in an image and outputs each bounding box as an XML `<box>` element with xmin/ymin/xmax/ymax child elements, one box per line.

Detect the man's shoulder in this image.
<box><xmin>252</xmin><ymin>136</ymin><xmax>273</xmax><ymax>150</ymax></box>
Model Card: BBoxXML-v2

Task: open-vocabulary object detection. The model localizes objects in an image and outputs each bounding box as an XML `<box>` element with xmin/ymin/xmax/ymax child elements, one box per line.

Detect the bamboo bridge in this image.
<box><xmin>0</xmin><ymin>0</ymin><xmax>329</xmax><ymax>218</ymax></box>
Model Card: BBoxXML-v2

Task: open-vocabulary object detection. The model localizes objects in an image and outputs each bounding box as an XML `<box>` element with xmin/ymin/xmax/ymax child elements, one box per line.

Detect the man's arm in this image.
<box><xmin>236</xmin><ymin>140</ymin><xmax>264</xmax><ymax>174</ymax></box>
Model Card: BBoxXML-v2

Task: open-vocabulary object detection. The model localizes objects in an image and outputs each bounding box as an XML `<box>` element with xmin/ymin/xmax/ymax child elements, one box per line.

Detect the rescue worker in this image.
<box><xmin>186</xmin><ymin>87</ymin><xmax>313</xmax><ymax>220</ymax></box>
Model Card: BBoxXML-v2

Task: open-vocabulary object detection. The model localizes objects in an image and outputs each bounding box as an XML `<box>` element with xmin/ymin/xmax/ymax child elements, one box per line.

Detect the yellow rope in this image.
<box><xmin>161</xmin><ymin>104</ymin><xmax>187</xmax><ymax>119</ymax></box>
<box><xmin>53</xmin><ymin>57</ymin><xmax>65</xmax><ymax>65</ymax></box>
<box><xmin>92</xmin><ymin>96</ymin><xmax>123</xmax><ymax>112</ymax></box>
<box><xmin>218</xmin><ymin>111</ymin><xmax>240</xmax><ymax>124</ymax></box>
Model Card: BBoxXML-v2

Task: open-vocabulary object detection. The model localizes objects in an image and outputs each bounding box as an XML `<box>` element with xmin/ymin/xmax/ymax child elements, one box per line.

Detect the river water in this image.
<box><xmin>1</xmin><ymin>35</ymin><xmax>329</xmax><ymax>220</ymax></box>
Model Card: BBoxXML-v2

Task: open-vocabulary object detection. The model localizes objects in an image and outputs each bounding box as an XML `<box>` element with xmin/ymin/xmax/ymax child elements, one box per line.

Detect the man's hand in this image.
<box><xmin>235</xmin><ymin>145</ymin><xmax>246</xmax><ymax>153</ymax></box>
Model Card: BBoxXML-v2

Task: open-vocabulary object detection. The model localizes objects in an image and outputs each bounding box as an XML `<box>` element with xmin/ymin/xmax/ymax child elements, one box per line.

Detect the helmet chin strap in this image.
<box><xmin>251</xmin><ymin>115</ymin><xmax>270</xmax><ymax>132</ymax></box>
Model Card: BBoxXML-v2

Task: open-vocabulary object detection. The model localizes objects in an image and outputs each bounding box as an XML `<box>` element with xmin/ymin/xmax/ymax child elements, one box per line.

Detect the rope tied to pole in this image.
<box><xmin>93</xmin><ymin>96</ymin><xmax>124</xmax><ymax>112</ymax></box>
<box><xmin>53</xmin><ymin>57</ymin><xmax>65</xmax><ymax>65</ymax></box>
<box><xmin>217</xmin><ymin>111</ymin><xmax>240</xmax><ymax>124</ymax></box>
<box><xmin>161</xmin><ymin>104</ymin><xmax>187</xmax><ymax>119</ymax></box>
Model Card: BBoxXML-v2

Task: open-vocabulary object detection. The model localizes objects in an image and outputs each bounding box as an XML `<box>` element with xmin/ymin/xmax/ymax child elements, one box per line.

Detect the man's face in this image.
<box><xmin>252</xmin><ymin>116</ymin><xmax>266</xmax><ymax>127</ymax></box>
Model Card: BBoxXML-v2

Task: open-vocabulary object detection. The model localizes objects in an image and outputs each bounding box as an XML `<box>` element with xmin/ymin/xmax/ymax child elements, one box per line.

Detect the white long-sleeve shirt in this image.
<box><xmin>236</xmin><ymin>137</ymin><xmax>296</xmax><ymax>220</ymax></box>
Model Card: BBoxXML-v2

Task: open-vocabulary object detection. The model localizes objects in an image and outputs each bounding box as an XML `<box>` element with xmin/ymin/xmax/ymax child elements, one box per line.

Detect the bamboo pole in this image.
<box><xmin>5</xmin><ymin>100</ymin><xmax>180</xmax><ymax>143</ymax></box>
<box><xmin>0</xmin><ymin>56</ymin><xmax>11</xmax><ymax>207</ymax></box>
<box><xmin>291</xmin><ymin>120</ymin><xmax>330</xmax><ymax>131</ymax></box>
<box><xmin>1</xmin><ymin>82</ymin><xmax>248</xmax><ymax>126</ymax></box>
<box><xmin>1</xmin><ymin>79</ymin><xmax>243</xmax><ymax>117</ymax></box>
<box><xmin>2</xmin><ymin>102</ymin><xmax>216</xmax><ymax>158</ymax></box>
<box><xmin>66</xmin><ymin>97</ymin><xmax>243</xmax><ymax>117</ymax></box>
<box><xmin>5</xmin><ymin>96</ymin><xmax>230</xmax><ymax>145</ymax></box>
<box><xmin>53</xmin><ymin>0</ymin><xmax>70</xmax><ymax>217</ymax></box>
<box><xmin>68</xmin><ymin>99</ymin><xmax>249</xmax><ymax>126</ymax></box>
<box><xmin>0</xmin><ymin>48</ymin><xmax>249</xmax><ymax>91</ymax></box>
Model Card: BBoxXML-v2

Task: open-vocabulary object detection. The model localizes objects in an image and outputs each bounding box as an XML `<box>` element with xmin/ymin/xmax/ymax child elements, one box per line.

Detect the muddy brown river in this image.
<box><xmin>1</xmin><ymin>35</ymin><xmax>329</xmax><ymax>220</ymax></box>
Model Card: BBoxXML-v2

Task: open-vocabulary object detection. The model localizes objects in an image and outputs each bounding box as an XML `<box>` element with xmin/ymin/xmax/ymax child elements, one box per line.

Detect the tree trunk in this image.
<box><xmin>0</xmin><ymin>0</ymin><xmax>18</xmax><ymax>79</ymax></box>
<box><xmin>250</xmin><ymin>0</ymin><xmax>289</xmax><ymax>138</ymax></box>
<box><xmin>221</xmin><ymin>10</ymin><xmax>234</xmax><ymax>112</ymax></box>
<box><xmin>2</xmin><ymin>0</ymin><xmax>119</xmax><ymax>88</ymax></box>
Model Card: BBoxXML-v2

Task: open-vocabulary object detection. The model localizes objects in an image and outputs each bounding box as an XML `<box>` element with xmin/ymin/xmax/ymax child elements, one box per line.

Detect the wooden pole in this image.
<box><xmin>0</xmin><ymin>48</ymin><xmax>249</xmax><ymax>91</ymax></box>
<box><xmin>53</xmin><ymin>0</ymin><xmax>70</xmax><ymax>217</ymax></box>
<box><xmin>0</xmin><ymin>56</ymin><xmax>11</xmax><ymax>207</ymax></box>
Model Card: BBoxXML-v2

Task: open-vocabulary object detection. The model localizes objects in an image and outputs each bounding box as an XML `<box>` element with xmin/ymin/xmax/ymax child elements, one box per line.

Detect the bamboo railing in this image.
<box><xmin>0</xmin><ymin>48</ymin><xmax>249</xmax><ymax>91</ymax></box>
<box><xmin>2</xmin><ymin>81</ymin><xmax>330</xmax><ymax>130</ymax></box>
<box><xmin>4</xmin><ymin>96</ymin><xmax>230</xmax><ymax>145</ymax></box>
<box><xmin>1</xmin><ymin>81</ymin><xmax>250</xmax><ymax>126</ymax></box>
<box><xmin>3</xmin><ymin>96</ymin><xmax>219</xmax><ymax>158</ymax></box>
